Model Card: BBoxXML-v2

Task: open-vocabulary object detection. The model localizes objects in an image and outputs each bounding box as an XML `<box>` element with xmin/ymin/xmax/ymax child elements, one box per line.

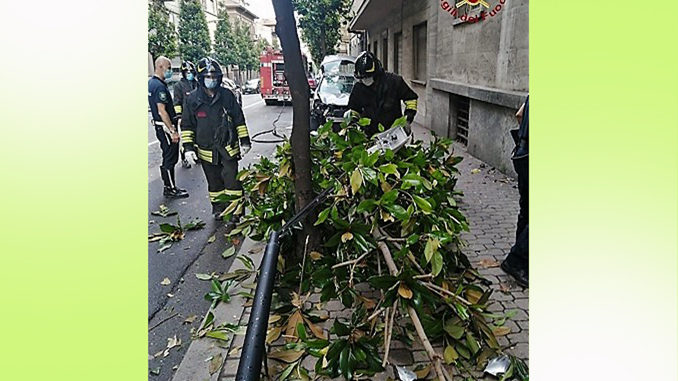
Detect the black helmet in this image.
<box><xmin>354</xmin><ymin>51</ymin><xmax>383</xmax><ymax>79</ymax></box>
<box><xmin>180</xmin><ymin>60</ymin><xmax>196</xmax><ymax>78</ymax></box>
<box><xmin>196</xmin><ymin>57</ymin><xmax>223</xmax><ymax>88</ymax></box>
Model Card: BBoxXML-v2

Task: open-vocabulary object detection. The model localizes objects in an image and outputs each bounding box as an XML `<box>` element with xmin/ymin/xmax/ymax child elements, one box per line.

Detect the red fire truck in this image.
<box><xmin>260</xmin><ymin>48</ymin><xmax>315</xmax><ymax>105</ymax></box>
<box><xmin>260</xmin><ymin>48</ymin><xmax>290</xmax><ymax>105</ymax></box>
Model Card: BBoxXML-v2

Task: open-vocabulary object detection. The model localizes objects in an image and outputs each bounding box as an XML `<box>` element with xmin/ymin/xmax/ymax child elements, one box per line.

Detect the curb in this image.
<box><xmin>171</xmin><ymin>237</ymin><xmax>266</xmax><ymax>381</ymax></box>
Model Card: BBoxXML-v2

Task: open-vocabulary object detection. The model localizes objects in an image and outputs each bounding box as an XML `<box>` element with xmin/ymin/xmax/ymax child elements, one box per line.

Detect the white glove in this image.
<box><xmin>185</xmin><ymin>151</ymin><xmax>198</xmax><ymax>165</ymax></box>
<box><xmin>240</xmin><ymin>143</ymin><xmax>251</xmax><ymax>155</ymax></box>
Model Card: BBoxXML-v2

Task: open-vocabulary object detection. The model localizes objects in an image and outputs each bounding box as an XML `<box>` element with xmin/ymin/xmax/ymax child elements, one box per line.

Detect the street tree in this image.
<box><xmin>272</xmin><ymin>0</ymin><xmax>314</xmax><ymax>257</ymax></box>
<box><xmin>293</xmin><ymin>0</ymin><xmax>350</xmax><ymax>64</ymax></box>
<box><xmin>213</xmin><ymin>8</ymin><xmax>237</xmax><ymax>76</ymax></box>
<box><xmin>148</xmin><ymin>0</ymin><xmax>177</xmax><ymax>59</ymax></box>
<box><xmin>178</xmin><ymin>0</ymin><xmax>211</xmax><ymax>63</ymax></box>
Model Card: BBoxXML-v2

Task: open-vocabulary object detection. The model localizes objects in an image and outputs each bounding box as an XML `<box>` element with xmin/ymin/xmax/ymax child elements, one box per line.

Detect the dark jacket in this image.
<box><xmin>173</xmin><ymin>78</ymin><xmax>197</xmax><ymax>115</ymax></box>
<box><xmin>512</xmin><ymin>95</ymin><xmax>528</xmax><ymax>159</ymax></box>
<box><xmin>347</xmin><ymin>72</ymin><xmax>418</xmax><ymax>136</ymax></box>
<box><xmin>181</xmin><ymin>86</ymin><xmax>250</xmax><ymax>163</ymax></box>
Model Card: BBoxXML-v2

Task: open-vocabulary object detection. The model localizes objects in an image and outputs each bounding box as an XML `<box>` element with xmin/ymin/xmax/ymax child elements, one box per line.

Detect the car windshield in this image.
<box><xmin>323</xmin><ymin>60</ymin><xmax>355</xmax><ymax>76</ymax></box>
<box><xmin>318</xmin><ymin>75</ymin><xmax>354</xmax><ymax>96</ymax></box>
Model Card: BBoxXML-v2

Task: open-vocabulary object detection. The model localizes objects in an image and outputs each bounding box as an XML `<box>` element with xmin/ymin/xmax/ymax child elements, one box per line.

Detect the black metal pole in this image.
<box><xmin>235</xmin><ymin>230</ymin><xmax>280</xmax><ymax>381</ymax></box>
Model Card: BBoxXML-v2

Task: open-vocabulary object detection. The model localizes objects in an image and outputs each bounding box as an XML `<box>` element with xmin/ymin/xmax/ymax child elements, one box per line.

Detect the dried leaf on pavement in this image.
<box><xmin>478</xmin><ymin>259</ymin><xmax>501</xmax><ymax>268</ymax></box>
<box><xmin>229</xmin><ymin>346</ymin><xmax>242</xmax><ymax>356</ymax></box>
<box><xmin>208</xmin><ymin>353</ymin><xmax>223</xmax><ymax>375</ymax></box>
<box><xmin>207</xmin><ymin>235</ymin><xmax>216</xmax><ymax>244</ymax></box>
<box><xmin>303</xmin><ymin>316</ymin><xmax>325</xmax><ymax>339</ymax></box>
<box><xmin>492</xmin><ymin>326</ymin><xmax>512</xmax><ymax>336</ymax></box>
<box><xmin>267</xmin><ymin>326</ymin><xmax>282</xmax><ymax>344</ymax></box>
<box><xmin>499</xmin><ymin>283</ymin><xmax>511</xmax><ymax>293</ymax></box>
<box><xmin>285</xmin><ymin>310</ymin><xmax>304</xmax><ymax>338</ymax></box>
<box><xmin>268</xmin><ymin>348</ymin><xmax>304</xmax><ymax>363</ymax></box>
<box><xmin>222</xmin><ymin>246</ymin><xmax>237</xmax><ymax>259</ymax></box>
<box><xmin>151</xmin><ymin>204</ymin><xmax>177</xmax><ymax>218</ymax></box>
<box><xmin>195</xmin><ymin>273</ymin><xmax>213</xmax><ymax>280</ymax></box>
<box><xmin>183</xmin><ymin>315</ymin><xmax>198</xmax><ymax>324</ymax></box>
<box><xmin>160</xmin><ymin>277</ymin><xmax>171</xmax><ymax>286</ymax></box>
<box><xmin>471</xmin><ymin>168</ymin><xmax>481</xmax><ymax>174</ymax></box>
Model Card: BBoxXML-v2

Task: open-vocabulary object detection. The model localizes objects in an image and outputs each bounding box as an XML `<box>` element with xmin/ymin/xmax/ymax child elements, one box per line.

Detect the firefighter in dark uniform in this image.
<box><xmin>347</xmin><ymin>51</ymin><xmax>418</xmax><ymax>137</ymax></box>
<box><xmin>181</xmin><ymin>57</ymin><xmax>251</xmax><ymax>220</ymax></box>
<box><xmin>501</xmin><ymin>95</ymin><xmax>529</xmax><ymax>287</ymax></box>
<box><xmin>148</xmin><ymin>56</ymin><xmax>189</xmax><ymax>198</ymax></box>
<box><xmin>173</xmin><ymin>60</ymin><xmax>198</xmax><ymax>168</ymax></box>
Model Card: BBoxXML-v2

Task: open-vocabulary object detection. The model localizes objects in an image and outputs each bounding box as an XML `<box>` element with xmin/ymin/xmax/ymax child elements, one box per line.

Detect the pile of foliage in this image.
<box><xmin>221</xmin><ymin>118</ymin><xmax>526</xmax><ymax>380</ymax></box>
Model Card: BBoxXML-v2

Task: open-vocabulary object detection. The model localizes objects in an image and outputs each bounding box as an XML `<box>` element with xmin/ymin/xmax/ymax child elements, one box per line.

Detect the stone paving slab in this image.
<box><xmin>217</xmin><ymin>125</ymin><xmax>528</xmax><ymax>380</ymax></box>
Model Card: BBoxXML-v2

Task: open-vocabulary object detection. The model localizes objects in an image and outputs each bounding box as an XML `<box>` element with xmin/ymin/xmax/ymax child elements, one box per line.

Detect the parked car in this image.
<box><xmin>319</xmin><ymin>55</ymin><xmax>356</xmax><ymax>77</ymax></box>
<box><xmin>243</xmin><ymin>78</ymin><xmax>260</xmax><ymax>94</ymax></box>
<box><xmin>221</xmin><ymin>77</ymin><xmax>242</xmax><ymax>106</ymax></box>
<box><xmin>310</xmin><ymin>73</ymin><xmax>355</xmax><ymax>131</ymax></box>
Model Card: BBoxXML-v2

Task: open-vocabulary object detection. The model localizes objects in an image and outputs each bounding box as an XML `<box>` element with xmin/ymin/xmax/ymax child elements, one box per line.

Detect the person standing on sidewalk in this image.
<box><xmin>501</xmin><ymin>95</ymin><xmax>529</xmax><ymax>287</ymax></box>
<box><xmin>181</xmin><ymin>57</ymin><xmax>251</xmax><ymax>221</ymax></box>
<box><xmin>148</xmin><ymin>56</ymin><xmax>189</xmax><ymax>199</ymax></box>
<box><xmin>347</xmin><ymin>51</ymin><xmax>419</xmax><ymax>137</ymax></box>
<box><xmin>173</xmin><ymin>60</ymin><xmax>198</xmax><ymax>168</ymax></box>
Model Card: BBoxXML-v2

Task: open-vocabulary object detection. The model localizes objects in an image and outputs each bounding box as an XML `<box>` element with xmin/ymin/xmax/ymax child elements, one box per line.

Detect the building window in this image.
<box><xmin>393</xmin><ymin>32</ymin><xmax>402</xmax><ymax>74</ymax></box>
<box><xmin>413</xmin><ymin>22</ymin><xmax>427</xmax><ymax>81</ymax></box>
<box><xmin>454</xmin><ymin>96</ymin><xmax>470</xmax><ymax>146</ymax></box>
<box><xmin>382</xmin><ymin>37</ymin><xmax>388</xmax><ymax>71</ymax></box>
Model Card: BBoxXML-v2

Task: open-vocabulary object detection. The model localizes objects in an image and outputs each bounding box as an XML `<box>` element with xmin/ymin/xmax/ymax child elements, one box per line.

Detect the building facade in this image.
<box><xmin>349</xmin><ymin>0</ymin><xmax>528</xmax><ymax>176</ymax></box>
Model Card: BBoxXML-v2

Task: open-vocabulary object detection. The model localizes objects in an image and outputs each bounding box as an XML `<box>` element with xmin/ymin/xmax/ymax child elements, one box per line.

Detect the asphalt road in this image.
<box><xmin>148</xmin><ymin>94</ymin><xmax>292</xmax><ymax>380</ymax></box>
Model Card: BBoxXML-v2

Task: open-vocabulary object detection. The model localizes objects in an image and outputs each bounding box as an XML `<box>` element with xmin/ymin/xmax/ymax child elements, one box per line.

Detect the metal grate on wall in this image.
<box><xmin>455</xmin><ymin>97</ymin><xmax>470</xmax><ymax>146</ymax></box>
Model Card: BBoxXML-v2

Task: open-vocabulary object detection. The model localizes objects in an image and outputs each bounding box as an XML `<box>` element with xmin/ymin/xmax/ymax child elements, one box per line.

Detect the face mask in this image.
<box><xmin>186</xmin><ymin>73</ymin><xmax>194</xmax><ymax>81</ymax></box>
<box><xmin>204</xmin><ymin>78</ymin><xmax>218</xmax><ymax>89</ymax></box>
<box><xmin>164</xmin><ymin>69</ymin><xmax>173</xmax><ymax>80</ymax></box>
<box><xmin>360</xmin><ymin>77</ymin><xmax>375</xmax><ymax>86</ymax></box>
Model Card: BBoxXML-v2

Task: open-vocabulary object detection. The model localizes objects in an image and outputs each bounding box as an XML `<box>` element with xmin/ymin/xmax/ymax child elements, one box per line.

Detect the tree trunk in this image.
<box><xmin>272</xmin><ymin>0</ymin><xmax>316</xmax><ymax>256</ymax></box>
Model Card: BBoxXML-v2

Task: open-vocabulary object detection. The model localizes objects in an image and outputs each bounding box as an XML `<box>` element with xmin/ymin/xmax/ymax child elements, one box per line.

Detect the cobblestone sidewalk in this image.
<box><xmin>218</xmin><ymin>126</ymin><xmax>529</xmax><ymax>380</ymax></box>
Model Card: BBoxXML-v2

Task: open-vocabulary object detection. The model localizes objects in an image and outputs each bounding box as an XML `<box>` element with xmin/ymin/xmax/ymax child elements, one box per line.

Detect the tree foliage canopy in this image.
<box><xmin>148</xmin><ymin>0</ymin><xmax>177</xmax><ymax>59</ymax></box>
<box><xmin>178</xmin><ymin>0</ymin><xmax>211</xmax><ymax>63</ymax></box>
<box><xmin>293</xmin><ymin>0</ymin><xmax>350</xmax><ymax>64</ymax></box>
<box><xmin>213</xmin><ymin>9</ymin><xmax>237</xmax><ymax>67</ymax></box>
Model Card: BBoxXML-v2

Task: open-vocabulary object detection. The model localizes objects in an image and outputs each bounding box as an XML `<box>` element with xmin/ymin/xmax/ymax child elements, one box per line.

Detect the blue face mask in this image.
<box><xmin>186</xmin><ymin>73</ymin><xmax>194</xmax><ymax>81</ymax></box>
<box><xmin>204</xmin><ymin>78</ymin><xmax>218</xmax><ymax>89</ymax></box>
<box><xmin>164</xmin><ymin>69</ymin><xmax>173</xmax><ymax>80</ymax></box>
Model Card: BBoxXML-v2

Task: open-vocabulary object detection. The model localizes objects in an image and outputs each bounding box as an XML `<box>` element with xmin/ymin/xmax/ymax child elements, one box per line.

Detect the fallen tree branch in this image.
<box><xmin>374</xmin><ymin>234</ymin><xmax>452</xmax><ymax>381</ymax></box>
<box><xmin>331</xmin><ymin>250</ymin><xmax>370</xmax><ymax>269</ymax></box>
<box><xmin>424</xmin><ymin>281</ymin><xmax>472</xmax><ymax>306</ymax></box>
<box><xmin>382</xmin><ymin>300</ymin><xmax>398</xmax><ymax>367</ymax></box>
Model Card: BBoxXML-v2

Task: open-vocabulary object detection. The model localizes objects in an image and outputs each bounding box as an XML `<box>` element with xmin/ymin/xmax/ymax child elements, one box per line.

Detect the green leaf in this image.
<box><xmin>357</xmin><ymin>199</ymin><xmax>378</xmax><ymax>213</ymax></box>
<box><xmin>221</xmin><ymin>246</ymin><xmax>236</xmax><ymax>259</ymax></box>
<box><xmin>297</xmin><ymin>322</ymin><xmax>307</xmax><ymax>341</ymax></box>
<box><xmin>401</xmin><ymin>173</ymin><xmax>423</xmax><ymax>187</ymax></box>
<box><xmin>315</xmin><ymin>207</ymin><xmax>330</xmax><ymax>226</ymax></box>
<box><xmin>412</xmin><ymin>195</ymin><xmax>433</xmax><ymax>214</ymax></box>
<box><xmin>378</xmin><ymin>163</ymin><xmax>400</xmax><ymax>178</ymax></box>
<box><xmin>380</xmin><ymin>190</ymin><xmax>399</xmax><ymax>205</ymax></box>
<box><xmin>431</xmin><ymin>251</ymin><xmax>443</xmax><ymax>276</ymax></box>
<box><xmin>424</xmin><ymin>238</ymin><xmax>440</xmax><ymax>264</ymax></box>
<box><xmin>205</xmin><ymin>330</ymin><xmax>229</xmax><ymax>341</ymax></box>
<box><xmin>385</xmin><ymin>204</ymin><xmax>408</xmax><ymax>221</ymax></box>
<box><xmin>466</xmin><ymin>332</ymin><xmax>480</xmax><ymax>355</ymax></box>
<box><xmin>350</xmin><ymin>168</ymin><xmax>363</xmax><ymax>195</ymax></box>
<box><xmin>159</xmin><ymin>223</ymin><xmax>178</xmax><ymax>233</ymax></box>
<box><xmin>444</xmin><ymin>321</ymin><xmax>465</xmax><ymax>340</ymax></box>
<box><xmin>444</xmin><ymin>345</ymin><xmax>458</xmax><ymax>364</ymax></box>
<box><xmin>278</xmin><ymin>362</ymin><xmax>297</xmax><ymax>380</ymax></box>
<box><xmin>358</xmin><ymin>117</ymin><xmax>371</xmax><ymax>126</ymax></box>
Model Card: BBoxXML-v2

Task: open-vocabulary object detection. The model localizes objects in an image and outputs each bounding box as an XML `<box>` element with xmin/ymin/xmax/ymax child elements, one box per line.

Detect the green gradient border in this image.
<box><xmin>531</xmin><ymin>1</ymin><xmax>678</xmax><ymax>380</ymax></box>
<box><xmin>0</xmin><ymin>1</ymin><xmax>675</xmax><ymax>380</ymax></box>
